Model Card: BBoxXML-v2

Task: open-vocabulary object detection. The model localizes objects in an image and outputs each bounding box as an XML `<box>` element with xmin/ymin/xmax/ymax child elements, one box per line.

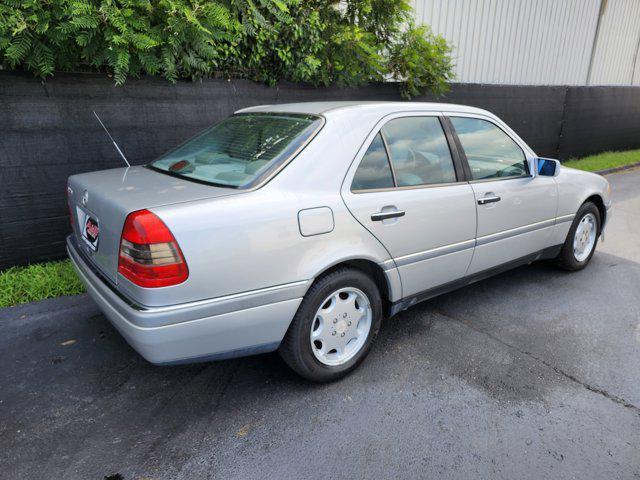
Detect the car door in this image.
<box><xmin>446</xmin><ymin>114</ymin><xmax>558</xmax><ymax>275</ymax></box>
<box><xmin>342</xmin><ymin>113</ymin><xmax>477</xmax><ymax>298</ymax></box>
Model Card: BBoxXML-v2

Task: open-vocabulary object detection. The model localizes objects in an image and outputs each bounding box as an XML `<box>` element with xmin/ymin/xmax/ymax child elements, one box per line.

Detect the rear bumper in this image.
<box><xmin>67</xmin><ymin>236</ymin><xmax>303</xmax><ymax>364</ymax></box>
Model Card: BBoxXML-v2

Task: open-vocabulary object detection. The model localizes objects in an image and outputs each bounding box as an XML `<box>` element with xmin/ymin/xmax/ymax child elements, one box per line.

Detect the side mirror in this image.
<box><xmin>536</xmin><ymin>157</ymin><xmax>561</xmax><ymax>177</ymax></box>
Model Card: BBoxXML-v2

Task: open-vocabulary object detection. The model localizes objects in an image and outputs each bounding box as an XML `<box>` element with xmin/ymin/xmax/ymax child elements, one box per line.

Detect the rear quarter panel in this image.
<box><xmin>120</xmin><ymin>188</ymin><xmax>394</xmax><ymax>307</ymax></box>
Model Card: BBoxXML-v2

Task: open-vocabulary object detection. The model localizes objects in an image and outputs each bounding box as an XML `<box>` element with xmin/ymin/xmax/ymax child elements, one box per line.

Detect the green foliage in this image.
<box><xmin>0</xmin><ymin>260</ymin><xmax>84</xmax><ymax>307</ymax></box>
<box><xmin>388</xmin><ymin>24</ymin><xmax>454</xmax><ymax>98</ymax></box>
<box><xmin>0</xmin><ymin>0</ymin><xmax>454</xmax><ymax>97</ymax></box>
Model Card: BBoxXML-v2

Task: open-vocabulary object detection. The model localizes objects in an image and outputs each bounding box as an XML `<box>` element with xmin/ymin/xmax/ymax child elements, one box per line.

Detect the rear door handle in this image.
<box><xmin>371</xmin><ymin>210</ymin><xmax>405</xmax><ymax>221</ymax></box>
<box><xmin>477</xmin><ymin>195</ymin><xmax>501</xmax><ymax>205</ymax></box>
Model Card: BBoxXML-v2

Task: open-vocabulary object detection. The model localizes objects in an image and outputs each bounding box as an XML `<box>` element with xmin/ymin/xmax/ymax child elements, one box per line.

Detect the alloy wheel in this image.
<box><xmin>309</xmin><ymin>287</ymin><xmax>372</xmax><ymax>366</ymax></box>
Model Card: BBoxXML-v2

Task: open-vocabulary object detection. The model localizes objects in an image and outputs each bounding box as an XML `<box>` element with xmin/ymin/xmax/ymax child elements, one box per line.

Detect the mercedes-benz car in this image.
<box><xmin>67</xmin><ymin>102</ymin><xmax>612</xmax><ymax>381</ymax></box>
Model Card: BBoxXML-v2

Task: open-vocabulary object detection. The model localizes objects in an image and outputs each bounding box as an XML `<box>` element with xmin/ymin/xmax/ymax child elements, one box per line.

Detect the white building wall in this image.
<box><xmin>412</xmin><ymin>0</ymin><xmax>640</xmax><ymax>86</ymax></box>
<box><xmin>589</xmin><ymin>0</ymin><xmax>640</xmax><ymax>85</ymax></box>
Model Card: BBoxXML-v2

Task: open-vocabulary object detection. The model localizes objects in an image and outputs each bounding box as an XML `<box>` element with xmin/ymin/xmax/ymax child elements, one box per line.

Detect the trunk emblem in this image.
<box><xmin>81</xmin><ymin>190</ymin><xmax>89</xmax><ymax>207</ymax></box>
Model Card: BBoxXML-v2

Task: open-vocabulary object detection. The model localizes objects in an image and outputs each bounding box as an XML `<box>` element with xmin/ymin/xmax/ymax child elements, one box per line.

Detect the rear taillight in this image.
<box><xmin>118</xmin><ymin>209</ymin><xmax>189</xmax><ymax>288</ymax></box>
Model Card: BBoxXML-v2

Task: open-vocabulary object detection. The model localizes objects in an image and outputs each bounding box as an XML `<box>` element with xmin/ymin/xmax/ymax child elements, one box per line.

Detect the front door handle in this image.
<box><xmin>477</xmin><ymin>195</ymin><xmax>501</xmax><ymax>205</ymax></box>
<box><xmin>371</xmin><ymin>210</ymin><xmax>406</xmax><ymax>221</ymax></box>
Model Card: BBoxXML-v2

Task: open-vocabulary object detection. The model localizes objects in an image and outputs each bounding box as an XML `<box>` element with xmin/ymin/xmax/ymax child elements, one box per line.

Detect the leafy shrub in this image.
<box><xmin>389</xmin><ymin>24</ymin><xmax>454</xmax><ymax>98</ymax></box>
<box><xmin>0</xmin><ymin>0</ymin><xmax>454</xmax><ymax>97</ymax></box>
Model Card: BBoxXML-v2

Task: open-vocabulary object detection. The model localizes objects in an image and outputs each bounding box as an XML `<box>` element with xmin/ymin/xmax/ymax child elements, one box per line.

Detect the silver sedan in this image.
<box><xmin>67</xmin><ymin>102</ymin><xmax>612</xmax><ymax>381</ymax></box>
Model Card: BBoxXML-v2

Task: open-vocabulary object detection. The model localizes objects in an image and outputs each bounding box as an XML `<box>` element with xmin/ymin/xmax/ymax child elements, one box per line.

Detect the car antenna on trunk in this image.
<box><xmin>93</xmin><ymin>110</ymin><xmax>131</xmax><ymax>167</ymax></box>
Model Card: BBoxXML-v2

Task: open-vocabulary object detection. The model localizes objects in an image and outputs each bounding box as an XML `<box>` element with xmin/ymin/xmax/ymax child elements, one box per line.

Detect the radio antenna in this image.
<box><xmin>93</xmin><ymin>111</ymin><xmax>130</xmax><ymax>167</ymax></box>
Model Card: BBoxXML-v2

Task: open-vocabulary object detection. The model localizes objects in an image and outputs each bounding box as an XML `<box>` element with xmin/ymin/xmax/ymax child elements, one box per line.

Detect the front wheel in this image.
<box><xmin>279</xmin><ymin>268</ymin><xmax>383</xmax><ymax>382</ymax></box>
<box><xmin>556</xmin><ymin>202</ymin><xmax>601</xmax><ymax>271</ymax></box>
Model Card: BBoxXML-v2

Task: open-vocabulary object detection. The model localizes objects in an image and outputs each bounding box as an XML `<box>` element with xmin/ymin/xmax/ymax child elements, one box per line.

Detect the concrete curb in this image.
<box><xmin>595</xmin><ymin>161</ymin><xmax>640</xmax><ymax>175</ymax></box>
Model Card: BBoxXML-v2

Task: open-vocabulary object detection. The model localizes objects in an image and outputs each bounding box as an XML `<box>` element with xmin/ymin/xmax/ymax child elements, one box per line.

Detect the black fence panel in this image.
<box><xmin>1</xmin><ymin>71</ymin><xmax>639</xmax><ymax>268</ymax></box>
<box><xmin>559</xmin><ymin>86</ymin><xmax>640</xmax><ymax>159</ymax></box>
<box><xmin>0</xmin><ymin>73</ymin><xmax>404</xmax><ymax>268</ymax></box>
<box><xmin>426</xmin><ymin>83</ymin><xmax>567</xmax><ymax>158</ymax></box>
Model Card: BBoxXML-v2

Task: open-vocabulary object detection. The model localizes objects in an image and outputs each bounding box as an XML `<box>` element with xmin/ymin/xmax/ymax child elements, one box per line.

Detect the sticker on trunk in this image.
<box><xmin>82</xmin><ymin>215</ymin><xmax>100</xmax><ymax>251</ymax></box>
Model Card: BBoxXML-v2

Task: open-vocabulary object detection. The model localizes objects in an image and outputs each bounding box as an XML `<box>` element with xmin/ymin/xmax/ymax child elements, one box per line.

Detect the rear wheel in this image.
<box><xmin>279</xmin><ymin>268</ymin><xmax>383</xmax><ymax>382</ymax></box>
<box><xmin>556</xmin><ymin>202</ymin><xmax>600</xmax><ymax>271</ymax></box>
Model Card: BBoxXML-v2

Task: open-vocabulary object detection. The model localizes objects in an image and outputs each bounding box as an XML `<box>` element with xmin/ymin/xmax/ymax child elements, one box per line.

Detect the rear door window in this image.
<box><xmin>449</xmin><ymin>117</ymin><xmax>528</xmax><ymax>180</ymax></box>
<box><xmin>382</xmin><ymin>117</ymin><xmax>457</xmax><ymax>187</ymax></box>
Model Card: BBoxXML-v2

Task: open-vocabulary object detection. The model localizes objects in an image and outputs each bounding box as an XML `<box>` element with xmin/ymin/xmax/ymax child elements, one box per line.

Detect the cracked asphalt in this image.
<box><xmin>2</xmin><ymin>169</ymin><xmax>639</xmax><ymax>480</ymax></box>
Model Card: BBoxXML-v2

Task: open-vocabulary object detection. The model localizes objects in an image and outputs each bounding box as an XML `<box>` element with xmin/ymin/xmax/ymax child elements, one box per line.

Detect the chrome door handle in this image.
<box><xmin>477</xmin><ymin>195</ymin><xmax>501</xmax><ymax>205</ymax></box>
<box><xmin>371</xmin><ymin>210</ymin><xmax>406</xmax><ymax>221</ymax></box>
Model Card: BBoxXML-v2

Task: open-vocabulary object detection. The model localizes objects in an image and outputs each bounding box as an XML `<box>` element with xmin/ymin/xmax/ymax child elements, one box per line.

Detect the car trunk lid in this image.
<box><xmin>68</xmin><ymin>166</ymin><xmax>241</xmax><ymax>283</ymax></box>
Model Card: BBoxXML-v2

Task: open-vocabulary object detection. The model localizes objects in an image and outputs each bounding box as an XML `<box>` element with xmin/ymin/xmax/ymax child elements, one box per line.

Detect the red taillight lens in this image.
<box><xmin>118</xmin><ymin>209</ymin><xmax>189</xmax><ymax>288</ymax></box>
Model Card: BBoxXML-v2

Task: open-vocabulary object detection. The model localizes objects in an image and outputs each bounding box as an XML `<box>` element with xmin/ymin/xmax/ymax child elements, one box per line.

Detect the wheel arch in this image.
<box><xmin>583</xmin><ymin>193</ymin><xmax>606</xmax><ymax>231</ymax></box>
<box><xmin>308</xmin><ymin>257</ymin><xmax>401</xmax><ymax>306</ymax></box>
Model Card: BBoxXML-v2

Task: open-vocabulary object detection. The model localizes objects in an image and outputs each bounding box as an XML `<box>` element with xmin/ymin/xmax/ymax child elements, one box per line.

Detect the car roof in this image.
<box><xmin>235</xmin><ymin>101</ymin><xmax>493</xmax><ymax>118</ymax></box>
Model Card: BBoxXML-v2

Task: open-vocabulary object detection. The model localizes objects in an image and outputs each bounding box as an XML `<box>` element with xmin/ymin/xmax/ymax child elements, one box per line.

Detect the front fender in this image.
<box><xmin>555</xmin><ymin>167</ymin><xmax>611</xmax><ymax>218</ymax></box>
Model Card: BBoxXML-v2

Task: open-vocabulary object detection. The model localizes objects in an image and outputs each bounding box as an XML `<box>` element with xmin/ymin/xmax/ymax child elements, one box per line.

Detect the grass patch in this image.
<box><xmin>0</xmin><ymin>260</ymin><xmax>85</xmax><ymax>308</ymax></box>
<box><xmin>563</xmin><ymin>149</ymin><xmax>640</xmax><ymax>172</ymax></box>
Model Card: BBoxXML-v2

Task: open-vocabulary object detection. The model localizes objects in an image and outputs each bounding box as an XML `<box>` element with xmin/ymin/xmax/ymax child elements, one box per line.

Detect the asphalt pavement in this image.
<box><xmin>1</xmin><ymin>168</ymin><xmax>639</xmax><ymax>480</ymax></box>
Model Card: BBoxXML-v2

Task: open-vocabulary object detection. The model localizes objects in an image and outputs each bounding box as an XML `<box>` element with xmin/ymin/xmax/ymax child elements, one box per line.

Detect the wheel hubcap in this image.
<box><xmin>310</xmin><ymin>287</ymin><xmax>372</xmax><ymax>366</ymax></box>
<box><xmin>573</xmin><ymin>212</ymin><xmax>597</xmax><ymax>262</ymax></box>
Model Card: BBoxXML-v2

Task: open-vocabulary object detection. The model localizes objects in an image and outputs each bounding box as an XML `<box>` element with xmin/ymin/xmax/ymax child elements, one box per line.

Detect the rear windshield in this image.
<box><xmin>149</xmin><ymin>113</ymin><xmax>323</xmax><ymax>188</ymax></box>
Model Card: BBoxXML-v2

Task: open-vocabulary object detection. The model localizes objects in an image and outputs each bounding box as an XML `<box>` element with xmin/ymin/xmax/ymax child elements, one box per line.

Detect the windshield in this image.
<box><xmin>149</xmin><ymin>113</ymin><xmax>323</xmax><ymax>188</ymax></box>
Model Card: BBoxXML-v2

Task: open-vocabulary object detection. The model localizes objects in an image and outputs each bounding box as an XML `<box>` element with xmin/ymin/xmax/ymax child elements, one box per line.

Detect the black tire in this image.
<box><xmin>556</xmin><ymin>201</ymin><xmax>601</xmax><ymax>271</ymax></box>
<box><xmin>279</xmin><ymin>267</ymin><xmax>383</xmax><ymax>382</ymax></box>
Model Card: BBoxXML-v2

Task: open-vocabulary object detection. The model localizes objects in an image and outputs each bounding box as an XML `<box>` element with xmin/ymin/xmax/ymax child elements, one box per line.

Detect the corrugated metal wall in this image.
<box><xmin>412</xmin><ymin>0</ymin><xmax>640</xmax><ymax>86</ymax></box>
<box><xmin>589</xmin><ymin>0</ymin><xmax>640</xmax><ymax>85</ymax></box>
